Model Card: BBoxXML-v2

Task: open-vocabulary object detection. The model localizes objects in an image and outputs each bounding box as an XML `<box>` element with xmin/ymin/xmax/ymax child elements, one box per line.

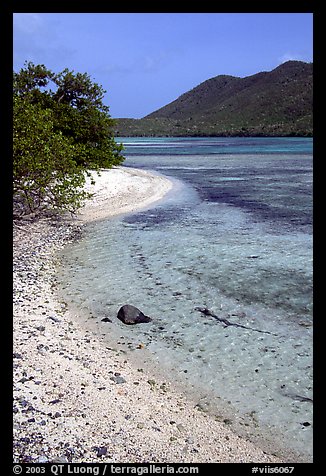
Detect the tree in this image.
<box><xmin>13</xmin><ymin>62</ymin><xmax>124</xmax><ymax>217</ymax></box>
<box><xmin>13</xmin><ymin>96</ymin><xmax>92</xmax><ymax>216</ymax></box>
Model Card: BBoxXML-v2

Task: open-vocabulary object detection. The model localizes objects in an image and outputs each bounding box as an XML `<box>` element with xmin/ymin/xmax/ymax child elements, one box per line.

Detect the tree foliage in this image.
<box><xmin>13</xmin><ymin>62</ymin><xmax>124</xmax><ymax>217</ymax></box>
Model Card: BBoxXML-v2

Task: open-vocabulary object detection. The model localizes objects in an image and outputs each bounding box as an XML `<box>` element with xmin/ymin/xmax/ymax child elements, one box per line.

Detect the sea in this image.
<box><xmin>57</xmin><ymin>137</ymin><xmax>313</xmax><ymax>461</ymax></box>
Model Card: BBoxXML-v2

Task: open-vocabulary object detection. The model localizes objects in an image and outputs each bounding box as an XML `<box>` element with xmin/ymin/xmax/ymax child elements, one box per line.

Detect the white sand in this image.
<box><xmin>13</xmin><ymin>167</ymin><xmax>287</xmax><ymax>463</ymax></box>
<box><xmin>77</xmin><ymin>167</ymin><xmax>173</xmax><ymax>222</ymax></box>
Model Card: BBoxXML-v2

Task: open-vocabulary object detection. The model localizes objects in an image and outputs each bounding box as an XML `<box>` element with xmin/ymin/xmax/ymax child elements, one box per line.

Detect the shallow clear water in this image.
<box><xmin>58</xmin><ymin>137</ymin><xmax>313</xmax><ymax>461</ymax></box>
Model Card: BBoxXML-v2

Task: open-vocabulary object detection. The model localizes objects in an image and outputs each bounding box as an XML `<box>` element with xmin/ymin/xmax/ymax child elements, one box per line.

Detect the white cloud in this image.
<box><xmin>13</xmin><ymin>13</ymin><xmax>76</xmax><ymax>71</ymax></box>
<box><xmin>98</xmin><ymin>49</ymin><xmax>176</xmax><ymax>78</ymax></box>
<box><xmin>140</xmin><ymin>50</ymin><xmax>171</xmax><ymax>73</ymax></box>
<box><xmin>278</xmin><ymin>52</ymin><xmax>304</xmax><ymax>64</ymax></box>
<box><xmin>13</xmin><ymin>13</ymin><xmax>44</xmax><ymax>34</ymax></box>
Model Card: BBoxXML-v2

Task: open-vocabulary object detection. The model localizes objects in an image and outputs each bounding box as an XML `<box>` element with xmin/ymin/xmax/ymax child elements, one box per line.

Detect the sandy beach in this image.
<box><xmin>13</xmin><ymin>166</ymin><xmax>284</xmax><ymax>464</ymax></box>
<box><xmin>78</xmin><ymin>167</ymin><xmax>174</xmax><ymax>223</ymax></box>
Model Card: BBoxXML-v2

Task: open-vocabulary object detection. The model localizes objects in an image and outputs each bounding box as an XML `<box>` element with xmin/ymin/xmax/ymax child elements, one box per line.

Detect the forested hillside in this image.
<box><xmin>115</xmin><ymin>61</ymin><xmax>312</xmax><ymax>137</ymax></box>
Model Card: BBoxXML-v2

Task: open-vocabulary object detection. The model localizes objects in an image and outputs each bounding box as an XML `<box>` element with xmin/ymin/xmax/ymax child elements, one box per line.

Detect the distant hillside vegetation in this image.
<box><xmin>115</xmin><ymin>61</ymin><xmax>312</xmax><ymax>137</ymax></box>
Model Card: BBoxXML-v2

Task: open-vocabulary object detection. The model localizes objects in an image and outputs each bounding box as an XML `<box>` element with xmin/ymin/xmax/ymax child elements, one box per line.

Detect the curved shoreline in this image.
<box><xmin>13</xmin><ymin>167</ymin><xmax>288</xmax><ymax>463</ymax></box>
<box><xmin>77</xmin><ymin>166</ymin><xmax>174</xmax><ymax>223</ymax></box>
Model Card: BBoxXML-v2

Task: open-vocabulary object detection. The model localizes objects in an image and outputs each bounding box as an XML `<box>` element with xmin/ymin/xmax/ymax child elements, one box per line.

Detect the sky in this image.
<box><xmin>13</xmin><ymin>13</ymin><xmax>313</xmax><ymax>118</ymax></box>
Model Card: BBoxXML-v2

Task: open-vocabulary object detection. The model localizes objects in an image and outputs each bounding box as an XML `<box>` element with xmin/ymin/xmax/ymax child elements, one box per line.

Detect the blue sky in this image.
<box><xmin>13</xmin><ymin>13</ymin><xmax>313</xmax><ymax>118</ymax></box>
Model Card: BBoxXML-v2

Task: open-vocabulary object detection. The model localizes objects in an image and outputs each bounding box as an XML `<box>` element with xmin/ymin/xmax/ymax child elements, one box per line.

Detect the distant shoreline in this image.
<box><xmin>114</xmin><ymin>130</ymin><xmax>313</xmax><ymax>138</ymax></box>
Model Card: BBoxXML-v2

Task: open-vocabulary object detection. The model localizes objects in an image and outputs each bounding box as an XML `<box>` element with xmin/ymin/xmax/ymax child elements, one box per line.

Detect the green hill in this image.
<box><xmin>114</xmin><ymin>61</ymin><xmax>313</xmax><ymax>137</ymax></box>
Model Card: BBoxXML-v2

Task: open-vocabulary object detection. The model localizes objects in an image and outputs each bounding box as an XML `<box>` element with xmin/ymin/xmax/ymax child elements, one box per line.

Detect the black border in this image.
<box><xmin>5</xmin><ymin>2</ymin><xmax>319</xmax><ymax>472</ymax></box>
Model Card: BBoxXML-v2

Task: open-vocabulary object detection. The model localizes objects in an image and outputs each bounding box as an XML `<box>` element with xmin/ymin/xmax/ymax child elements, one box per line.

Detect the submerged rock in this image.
<box><xmin>117</xmin><ymin>305</ymin><xmax>152</xmax><ymax>325</ymax></box>
<box><xmin>101</xmin><ymin>317</ymin><xmax>112</xmax><ymax>323</ymax></box>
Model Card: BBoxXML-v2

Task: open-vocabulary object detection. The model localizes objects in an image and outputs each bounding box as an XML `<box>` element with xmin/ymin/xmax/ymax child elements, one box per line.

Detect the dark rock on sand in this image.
<box><xmin>117</xmin><ymin>305</ymin><xmax>152</xmax><ymax>325</ymax></box>
<box><xmin>97</xmin><ymin>446</ymin><xmax>108</xmax><ymax>457</ymax></box>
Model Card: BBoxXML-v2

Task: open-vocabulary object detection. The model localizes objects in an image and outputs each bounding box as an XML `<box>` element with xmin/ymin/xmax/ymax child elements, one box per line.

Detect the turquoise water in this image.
<box><xmin>119</xmin><ymin>136</ymin><xmax>312</xmax><ymax>156</ymax></box>
<box><xmin>58</xmin><ymin>137</ymin><xmax>313</xmax><ymax>461</ymax></box>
